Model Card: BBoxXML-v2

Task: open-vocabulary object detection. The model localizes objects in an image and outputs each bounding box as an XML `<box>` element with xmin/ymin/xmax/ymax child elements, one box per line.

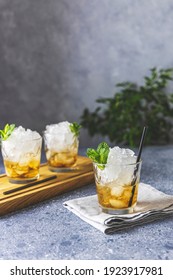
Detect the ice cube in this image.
<box><xmin>108</xmin><ymin>146</ymin><xmax>136</xmax><ymax>164</ymax></box>
<box><xmin>2</xmin><ymin>126</ymin><xmax>42</xmax><ymax>162</ymax></box>
<box><xmin>117</xmin><ymin>164</ymin><xmax>136</xmax><ymax>186</ymax></box>
<box><xmin>107</xmin><ymin>147</ymin><xmax>123</xmax><ymax>165</ymax></box>
<box><xmin>98</xmin><ymin>164</ymin><xmax>121</xmax><ymax>185</ymax></box>
<box><xmin>109</xmin><ymin>198</ymin><xmax>127</xmax><ymax>208</ymax></box>
<box><xmin>110</xmin><ymin>185</ymin><xmax>124</xmax><ymax>197</ymax></box>
<box><xmin>98</xmin><ymin>146</ymin><xmax>137</xmax><ymax>185</ymax></box>
<box><xmin>44</xmin><ymin>121</ymin><xmax>76</xmax><ymax>151</ymax></box>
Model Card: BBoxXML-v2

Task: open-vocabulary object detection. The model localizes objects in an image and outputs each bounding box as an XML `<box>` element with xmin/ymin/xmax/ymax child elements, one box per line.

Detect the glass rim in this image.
<box><xmin>1</xmin><ymin>135</ymin><xmax>42</xmax><ymax>142</ymax></box>
<box><xmin>92</xmin><ymin>159</ymin><xmax>142</xmax><ymax>167</ymax></box>
<box><xmin>43</xmin><ymin>130</ymin><xmax>78</xmax><ymax>135</ymax></box>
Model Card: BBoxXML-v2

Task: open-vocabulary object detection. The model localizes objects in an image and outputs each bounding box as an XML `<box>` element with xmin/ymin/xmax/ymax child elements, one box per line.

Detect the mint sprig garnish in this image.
<box><xmin>0</xmin><ymin>124</ymin><xmax>15</xmax><ymax>140</ymax></box>
<box><xmin>69</xmin><ymin>122</ymin><xmax>81</xmax><ymax>137</ymax></box>
<box><xmin>87</xmin><ymin>142</ymin><xmax>110</xmax><ymax>169</ymax></box>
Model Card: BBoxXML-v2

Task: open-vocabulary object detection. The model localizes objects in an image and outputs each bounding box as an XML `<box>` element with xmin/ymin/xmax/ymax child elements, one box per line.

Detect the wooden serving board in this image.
<box><xmin>0</xmin><ymin>156</ymin><xmax>94</xmax><ymax>216</ymax></box>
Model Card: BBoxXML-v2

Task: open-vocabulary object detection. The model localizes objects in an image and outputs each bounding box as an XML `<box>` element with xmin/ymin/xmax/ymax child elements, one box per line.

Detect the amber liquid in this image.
<box><xmin>46</xmin><ymin>150</ymin><xmax>77</xmax><ymax>168</ymax></box>
<box><xmin>4</xmin><ymin>159</ymin><xmax>40</xmax><ymax>180</ymax></box>
<box><xmin>96</xmin><ymin>182</ymin><xmax>138</xmax><ymax>210</ymax></box>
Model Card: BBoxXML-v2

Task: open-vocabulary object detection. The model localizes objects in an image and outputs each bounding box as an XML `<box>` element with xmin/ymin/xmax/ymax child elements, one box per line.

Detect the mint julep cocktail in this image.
<box><xmin>0</xmin><ymin>125</ymin><xmax>42</xmax><ymax>183</ymax></box>
<box><xmin>87</xmin><ymin>142</ymin><xmax>142</xmax><ymax>214</ymax></box>
<box><xmin>44</xmin><ymin>121</ymin><xmax>81</xmax><ymax>171</ymax></box>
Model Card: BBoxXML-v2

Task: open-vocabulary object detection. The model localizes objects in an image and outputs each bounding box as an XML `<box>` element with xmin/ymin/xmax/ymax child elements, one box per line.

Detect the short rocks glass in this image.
<box><xmin>1</xmin><ymin>126</ymin><xmax>42</xmax><ymax>183</ymax></box>
<box><xmin>93</xmin><ymin>161</ymin><xmax>142</xmax><ymax>214</ymax></box>
<box><xmin>43</xmin><ymin>122</ymin><xmax>79</xmax><ymax>172</ymax></box>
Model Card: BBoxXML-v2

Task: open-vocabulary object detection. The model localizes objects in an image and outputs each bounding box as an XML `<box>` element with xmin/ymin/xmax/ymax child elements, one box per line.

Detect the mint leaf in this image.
<box><xmin>86</xmin><ymin>142</ymin><xmax>110</xmax><ymax>169</ymax></box>
<box><xmin>69</xmin><ymin>122</ymin><xmax>81</xmax><ymax>137</ymax></box>
<box><xmin>0</xmin><ymin>124</ymin><xmax>15</xmax><ymax>140</ymax></box>
<box><xmin>86</xmin><ymin>148</ymin><xmax>100</xmax><ymax>162</ymax></box>
<box><xmin>97</xmin><ymin>142</ymin><xmax>109</xmax><ymax>164</ymax></box>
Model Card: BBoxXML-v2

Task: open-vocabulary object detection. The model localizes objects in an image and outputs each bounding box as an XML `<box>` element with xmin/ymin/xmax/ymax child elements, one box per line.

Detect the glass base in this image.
<box><xmin>101</xmin><ymin>205</ymin><xmax>135</xmax><ymax>215</ymax></box>
<box><xmin>48</xmin><ymin>165</ymin><xmax>77</xmax><ymax>173</ymax></box>
<box><xmin>8</xmin><ymin>174</ymin><xmax>39</xmax><ymax>184</ymax></box>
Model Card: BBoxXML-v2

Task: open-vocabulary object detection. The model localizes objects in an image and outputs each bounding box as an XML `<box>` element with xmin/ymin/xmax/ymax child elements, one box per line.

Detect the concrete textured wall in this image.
<box><xmin>0</xmin><ymin>0</ymin><xmax>173</xmax><ymax>146</ymax></box>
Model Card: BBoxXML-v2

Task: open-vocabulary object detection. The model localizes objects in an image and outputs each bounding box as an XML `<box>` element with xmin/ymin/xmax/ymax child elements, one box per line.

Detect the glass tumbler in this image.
<box><xmin>93</xmin><ymin>161</ymin><xmax>142</xmax><ymax>214</ymax></box>
<box><xmin>43</xmin><ymin>132</ymin><xmax>79</xmax><ymax>172</ymax></box>
<box><xmin>1</xmin><ymin>136</ymin><xmax>42</xmax><ymax>184</ymax></box>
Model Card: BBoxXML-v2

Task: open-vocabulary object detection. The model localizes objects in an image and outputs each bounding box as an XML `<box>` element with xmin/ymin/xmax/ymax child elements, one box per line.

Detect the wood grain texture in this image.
<box><xmin>0</xmin><ymin>156</ymin><xmax>94</xmax><ymax>216</ymax></box>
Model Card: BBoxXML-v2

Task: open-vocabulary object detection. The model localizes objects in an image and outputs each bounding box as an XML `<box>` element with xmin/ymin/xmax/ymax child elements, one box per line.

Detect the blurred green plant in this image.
<box><xmin>81</xmin><ymin>67</ymin><xmax>173</xmax><ymax>146</ymax></box>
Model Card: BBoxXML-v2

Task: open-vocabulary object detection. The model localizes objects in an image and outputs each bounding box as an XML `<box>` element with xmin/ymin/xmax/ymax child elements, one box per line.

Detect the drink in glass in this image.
<box><xmin>88</xmin><ymin>144</ymin><xmax>142</xmax><ymax>214</ymax></box>
<box><xmin>43</xmin><ymin>121</ymin><xmax>80</xmax><ymax>171</ymax></box>
<box><xmin>1</xmin><ymin>126</ymin><xmax>42</xmax><ymax>183</ymax></box>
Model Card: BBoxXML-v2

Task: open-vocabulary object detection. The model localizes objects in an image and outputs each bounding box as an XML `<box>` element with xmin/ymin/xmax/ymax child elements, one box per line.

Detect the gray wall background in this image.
<box><xmin>0</xmin><ymin>0</ymin><xmax>173</xmax><ymax>147</ymax></box>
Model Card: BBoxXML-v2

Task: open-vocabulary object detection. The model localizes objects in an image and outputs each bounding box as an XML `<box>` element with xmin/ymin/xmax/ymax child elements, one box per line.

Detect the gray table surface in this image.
<box><xmin>0</xmin><ymin>146</ymin><xmax>173</xmax><ymax>260</ymax></box>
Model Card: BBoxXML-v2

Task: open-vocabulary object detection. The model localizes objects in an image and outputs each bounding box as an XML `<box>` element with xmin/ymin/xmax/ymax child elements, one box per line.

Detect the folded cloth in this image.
<box><xmin>63</xmin><ymin>183</ymin><xmax>173</xmax><ymax>234</ymax></box>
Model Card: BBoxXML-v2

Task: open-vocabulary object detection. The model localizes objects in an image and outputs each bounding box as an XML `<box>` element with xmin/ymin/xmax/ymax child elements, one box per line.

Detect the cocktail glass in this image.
<box><xmin>43</xmin><ymin>131</ymin><xmax>79</xmax><ymax>172</ymax></box>
<box><xmin>1</xmin><ymin>134</ymin><xmax>42</xmax><ymax>183</ymax></box>
<box><xmin>93</xmin><ymin>161</ymin><xmax>142</xmax><ymax>214</ymax></box>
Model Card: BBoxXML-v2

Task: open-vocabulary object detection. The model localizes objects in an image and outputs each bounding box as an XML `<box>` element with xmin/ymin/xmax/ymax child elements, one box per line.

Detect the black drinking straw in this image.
<box><xmin>3</xmin><ymin>175</ymin><xmax>57</xmax><ymax>195</ymax></box>
<box><xmin>128</xmin><ymin>126</ymin><xmax>148</xmax><ymax>207</ymax></box>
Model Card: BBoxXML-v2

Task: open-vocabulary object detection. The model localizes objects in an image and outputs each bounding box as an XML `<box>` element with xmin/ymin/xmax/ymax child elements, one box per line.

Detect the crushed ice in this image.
<box><xmin>2</xmin><ymin>126</ymin><xmax>41</xmax><ymax>162</ymax></box>
<box><xmin>44</xmin><ymin>121</ymin><xmax>77</xmax><ymax>151</ymax></box>
<box><xmin>98</xmin><ymin>146</ymin><xmax>137</xmax><ymax>186</ymax></box>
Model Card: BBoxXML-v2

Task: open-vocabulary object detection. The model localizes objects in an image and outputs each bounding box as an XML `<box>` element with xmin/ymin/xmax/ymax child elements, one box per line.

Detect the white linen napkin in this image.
<box><xmin>63</xmin><ymin>183</ymin><xmax>173</xmax><ymax>234</ymax></box>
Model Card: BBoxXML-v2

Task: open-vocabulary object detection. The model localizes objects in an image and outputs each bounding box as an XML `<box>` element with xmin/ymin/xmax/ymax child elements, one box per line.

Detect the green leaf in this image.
<box><xmin>86</xmin><ymin>142</ymin><xmax>110</xmax><ymax>169</ymax></box>
<box><xmin>0</xmin><ymin>124</ymin><xmax>15</xmax><ymax>140</ymax></box>
<box><xmin>97</xmin><ymin>142</ymin><xmax>110</xmax><ymax>164</ymax></box>
<box><xmin>86</xmin><ymin>148</ymin><xmax>99</xmax><ymax>162</ymax></box>
<box><xmin>69</xmin><ymin>122</ymin><xmax>81</xmax><ymax>137</ymax></box>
